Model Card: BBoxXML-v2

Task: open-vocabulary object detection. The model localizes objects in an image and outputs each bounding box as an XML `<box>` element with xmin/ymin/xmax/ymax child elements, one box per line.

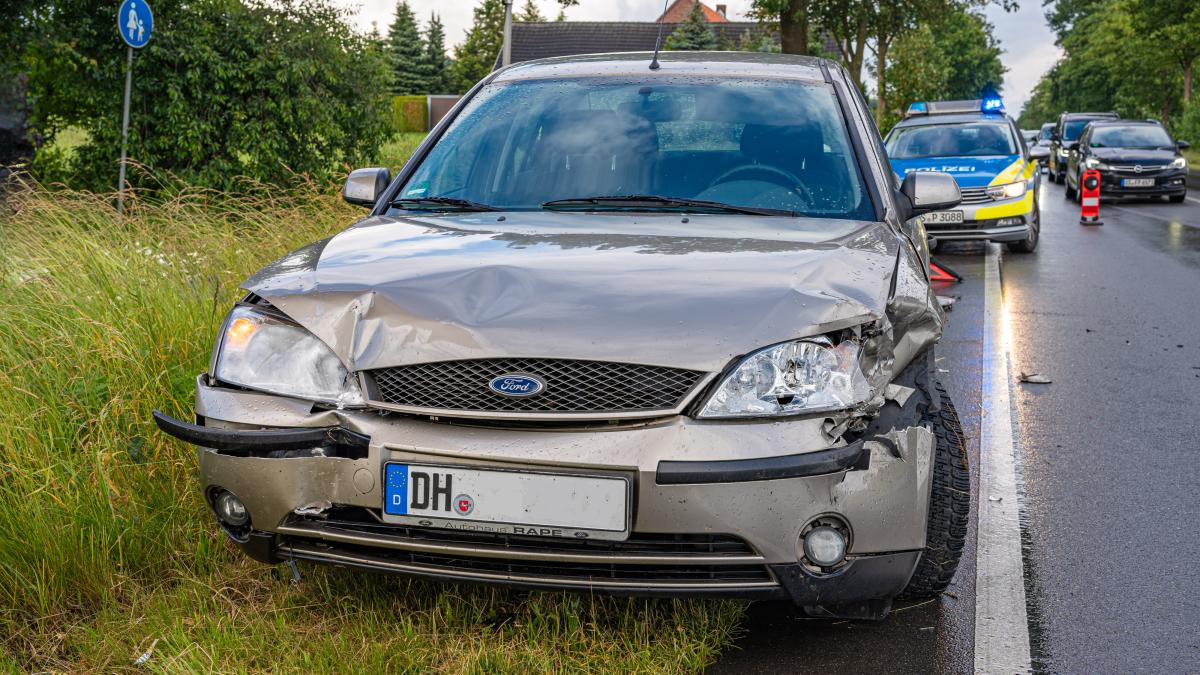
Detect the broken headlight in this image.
<box><xmin>698</xmin><ymin>338</ymin><xmax>872</xmax><ymax>419</ymax></box>
<box><xmin>213</xmin><ymin>306</ymin><xmax>364</xmax><ymax>407</ymax></box>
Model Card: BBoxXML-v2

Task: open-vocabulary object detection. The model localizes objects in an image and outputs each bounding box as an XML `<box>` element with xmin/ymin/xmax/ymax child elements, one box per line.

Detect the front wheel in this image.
<box><xmin>899</xmin><ymin>382</ymin><xmax>970</xmax><ymax>600</ymax></box>
<box><xmin>1064</xmin><ymin>175</ymin><xmax>1077</xmax><ymax>199</ymax></box>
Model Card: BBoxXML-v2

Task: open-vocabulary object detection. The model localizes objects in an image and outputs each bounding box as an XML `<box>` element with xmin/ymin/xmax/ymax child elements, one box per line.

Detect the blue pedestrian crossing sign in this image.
<box><xmin>118</xmin><ymin>0</ymin><xmax>153</xmax><ymax>49</ymax></box>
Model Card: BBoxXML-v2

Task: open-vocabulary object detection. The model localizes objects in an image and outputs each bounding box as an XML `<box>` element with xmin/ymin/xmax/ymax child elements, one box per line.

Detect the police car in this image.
<box><xmin>885</xmin><ymin>98</ymin><xmax>1040</xmax><ymax>253</ymax></box>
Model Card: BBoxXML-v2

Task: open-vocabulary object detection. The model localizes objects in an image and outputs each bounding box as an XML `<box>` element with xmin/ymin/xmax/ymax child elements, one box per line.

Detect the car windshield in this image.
<box><xmin>1090</xmin><ymin>125</ymin><xmax>1173</xmax><ymax>149</ymax></box>
<box><xmin>885</xmin><ymin>121</ymin><xmax>1017</xmax><ymax>159</ymax></box>
<box><xmin>393</xmin><ymin>77</ymin><xmax>875</xmax><ymax>221</ymax></box>
<box><xmin>1038</xmin><ymin>124</ymin><xmax>1054</xmax><ymax>141</ymax></box>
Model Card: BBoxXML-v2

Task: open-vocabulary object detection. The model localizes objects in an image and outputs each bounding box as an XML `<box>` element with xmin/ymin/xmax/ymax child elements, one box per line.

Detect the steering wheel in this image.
<box><xmin>708</xmin><ymin>164</ymin><xmax>813</xmax><ymax>205</ymax></box>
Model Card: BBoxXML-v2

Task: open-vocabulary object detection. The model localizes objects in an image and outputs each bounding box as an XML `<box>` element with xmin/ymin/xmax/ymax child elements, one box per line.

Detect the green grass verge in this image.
<box><xmin>0</xmin><ymin>180</ymin><xmax>745</xmax><ymax>671</ymax></box>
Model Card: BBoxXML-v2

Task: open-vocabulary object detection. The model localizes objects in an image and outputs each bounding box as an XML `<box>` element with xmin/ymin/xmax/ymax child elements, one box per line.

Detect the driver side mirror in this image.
<box><xmin>1178</xmin><ymin>140</ymin><xmax>1191</xmax><ymax>150</ymax></box>
<box><xmin>343</xmin><ymin>167</ymin><xmax>392</xmax><ymax>208</ymax></box>
<box><xmin>1064</xmin><ymin>140</ymin><xmax>1080</xmax><ymax>152</ymax></box>
<box><xmin>900</xmin><ymin>171</ymin><xmax>961</xmax><ymax>217</ymax></box>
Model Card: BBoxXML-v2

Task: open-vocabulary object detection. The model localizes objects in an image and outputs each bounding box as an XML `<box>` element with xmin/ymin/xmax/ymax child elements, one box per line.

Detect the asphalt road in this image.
<box><xmin>710</xmin><ymin>179</ymin><xmax>1200</xmax><ymax>673</ymax></box>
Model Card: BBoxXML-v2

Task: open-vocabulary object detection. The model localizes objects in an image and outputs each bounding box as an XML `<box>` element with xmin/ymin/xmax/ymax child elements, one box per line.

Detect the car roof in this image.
<box><xmin>891</xmin><ymin>112</ymin><xmax>1013</xmax><ymax>129</ymax></box>
<box><xmin>1040</xmin><ymin>122</ymin><xmax>1055</xmax><ymax>129</ymax></box>
<box><xmin>1060</xmin><ymin>112</ymin><xmax>1118</xmax><ymax>120</ymax></box>
<box><xmin>1087</xmin><ymin>119</ymin><xmax>1161</xmax><ymax>128</ymax></box>
<box><xmin>491</xmin><ymin>51</ymin><xmax>830</xmax><ymax>84</ymax></box>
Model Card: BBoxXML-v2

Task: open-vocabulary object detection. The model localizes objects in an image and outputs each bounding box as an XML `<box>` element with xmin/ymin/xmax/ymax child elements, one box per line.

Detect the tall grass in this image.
<box><xmin>0</xmin><ymin>182</ymin><xmax>743</xmax><ymax>671</ymax></box>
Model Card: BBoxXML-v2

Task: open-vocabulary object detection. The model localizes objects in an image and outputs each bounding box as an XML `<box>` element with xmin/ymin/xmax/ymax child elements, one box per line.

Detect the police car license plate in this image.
<box><xmin>1122</xmin><ymin>178</ymin><xmax>1154</xmax><ymax>187</ymax></box>
<box><xmin>925</xmin><ymin>210</ymin><xmax>964</xmax><ymax>224</ymax></box>
<box><xmin>382</xmin><ymin>463</ymin><xmax>630</xmax><ymax>540</ymax></box>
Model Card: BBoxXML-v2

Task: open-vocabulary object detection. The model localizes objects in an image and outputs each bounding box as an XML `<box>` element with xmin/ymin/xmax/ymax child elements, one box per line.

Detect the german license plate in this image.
<box><xmin>925</xmin><ymin>210</ymin><xmax>964</xmax><ymax>224</ymax></box>
<box><xmin>1122</xmin><ymin>178</ymin><xmax>1154</xmax><ymax>187</ymax></box>
<box><xmin>382</xmin><ymin>463</ymin><xmax>630</xmax><ymax>540</ymax></box>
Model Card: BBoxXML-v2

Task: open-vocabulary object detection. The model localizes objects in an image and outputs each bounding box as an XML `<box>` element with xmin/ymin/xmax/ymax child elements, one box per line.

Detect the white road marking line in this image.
<box><xmin>1185</xmin><ymin>195</ymin><xmax>1200</xmax><ymax>206</ymax></box>
<box><xmin>975</xmin><ymin>246</ymin><xmax>1033</xmax><ymax>674</ymax></box>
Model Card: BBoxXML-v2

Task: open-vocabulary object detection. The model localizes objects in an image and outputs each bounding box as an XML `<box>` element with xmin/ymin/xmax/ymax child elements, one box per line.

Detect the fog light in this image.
<box><xmin>803</xmin><ymin>526</ymin><xmax>847</xmax><ymax>567</ymax></box>
<box><xmin>996</xmin><ymin>216</ymin><xmax>1024</xmax><ymax>226</ymax></box>
<box><xmin>214</xmin><ymin>491</ymin><xmax>249</xmax><ymax>527</ymax></box>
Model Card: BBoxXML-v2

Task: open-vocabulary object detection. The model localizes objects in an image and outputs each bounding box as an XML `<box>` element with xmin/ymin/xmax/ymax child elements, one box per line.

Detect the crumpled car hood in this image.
<box><xmin>242</xmin><ymin>212</ymin><xmax>908</xmax><ymax>374</ymax></box>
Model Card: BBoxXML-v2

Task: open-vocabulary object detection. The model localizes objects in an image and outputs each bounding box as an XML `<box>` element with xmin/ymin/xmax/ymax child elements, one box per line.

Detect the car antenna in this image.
<box><xmin>649</xmin><ymin>0</ymin><xmax>669</xmax><ymax>70</ymax></box>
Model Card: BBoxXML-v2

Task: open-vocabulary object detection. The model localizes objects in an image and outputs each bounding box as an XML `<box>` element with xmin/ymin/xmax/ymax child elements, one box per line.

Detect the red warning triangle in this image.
<box><xmin>929</xmin><ymin>259</ymin><xmax>962</xmax><ymax>282</ymax></box>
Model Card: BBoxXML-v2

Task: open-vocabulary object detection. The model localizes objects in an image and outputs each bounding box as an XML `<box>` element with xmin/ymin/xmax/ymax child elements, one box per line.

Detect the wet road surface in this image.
<box><xmin>710</xmin><ymin>179</ymin><xmax>1200</xmax><ymax>673</ymax></box>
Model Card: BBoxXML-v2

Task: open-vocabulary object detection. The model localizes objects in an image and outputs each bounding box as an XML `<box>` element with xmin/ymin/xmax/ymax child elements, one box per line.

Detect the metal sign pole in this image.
<box><xmin>502</xmin><ymin>0</ymin><xmax>513</xmax><ymax>67</ymax></box>
<box><xmin>117</xmin><ymin>45</ymin><xmax>133</xmax><ymax>215</ymax></box>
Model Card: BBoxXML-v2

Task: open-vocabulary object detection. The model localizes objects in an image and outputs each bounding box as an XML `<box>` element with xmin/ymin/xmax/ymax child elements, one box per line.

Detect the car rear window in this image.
<box><xmin>885</xmin><ymin>121</ymin><xmax>1017</xmax><ymax>159</ymax></box>
<box><xmin>394</xmin><ymin>77</ymin><xmax>875</xmax><ymax>221</ymax></box>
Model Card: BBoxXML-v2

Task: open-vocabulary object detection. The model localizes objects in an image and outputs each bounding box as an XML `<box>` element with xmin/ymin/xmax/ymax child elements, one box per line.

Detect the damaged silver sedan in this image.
<box><xmin>155</xmin><ymin>52</ymin><xmax>969</xmax><ymax>620</ymax></box>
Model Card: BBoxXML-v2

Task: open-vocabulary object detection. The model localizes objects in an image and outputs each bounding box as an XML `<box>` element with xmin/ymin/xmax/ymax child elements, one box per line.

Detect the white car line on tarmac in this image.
<box><xmin>974</xmin><ymin>246</ymin><xmax>1033</xmax><ymax>674</ymax></box>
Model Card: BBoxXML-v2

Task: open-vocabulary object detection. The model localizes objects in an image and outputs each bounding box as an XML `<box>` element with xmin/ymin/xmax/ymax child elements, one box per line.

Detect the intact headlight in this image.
<box><xmin>213</xmin><ymin>305</ymin><xmax>365</xmax><ymax>407</ymax></box>
<box><xmin>986</xmin><ymin>181</ymin><xmax>1027</xmax><ymax>200</ymax></box>
<box><xmin>698</xmin><ymin>338</ymin><xmax>871</xmax><ymax>419</ymax></box>
<box><xmin>1172</xmin><ymin>157</ymin><xmax>1187</xmax><ymax>169</ymax></box>
<box><xmin>1084</xmin><ymin>158</ymin><xmax>1109</xmax><ymax>170</ymax></box>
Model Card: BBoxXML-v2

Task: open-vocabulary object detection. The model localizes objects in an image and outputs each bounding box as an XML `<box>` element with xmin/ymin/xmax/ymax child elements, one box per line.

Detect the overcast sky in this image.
<box><xmin>338</xmin><ymin>0</ymin><xmax>1061</xmax><ymax>116</ymax></box>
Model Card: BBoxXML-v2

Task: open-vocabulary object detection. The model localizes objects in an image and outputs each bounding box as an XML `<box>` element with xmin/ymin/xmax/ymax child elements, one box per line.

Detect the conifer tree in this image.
<box><xmin>386</xmin><ymin>1</ymin><xmax>428</xmax><ymax>94</ymax></box>
<box><xmin>422</xmin><ymin>13</ymin><xmax>451</xmax><ymax>93</ymax></box>
<box><xmin>665</xmin><ymin>3</ymin><xmax>719</xmax><ymax>51</ymax></box>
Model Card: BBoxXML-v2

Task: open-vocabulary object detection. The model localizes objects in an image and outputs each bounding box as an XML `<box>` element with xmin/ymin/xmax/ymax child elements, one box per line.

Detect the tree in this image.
<box><xmin>422</xmin><ymin>13</ymin><xmax>451</xmax><ymax>94</ymax></box>
<box><xmin>937</xmin><ymin>8</ymin><xmax>1005</xmax><ymax>99</ymax></box>
<box><xmin>811</xmin><ymin>0</ymin><xmax>871</xmax><ymax>86</ymax></box>
<box><xmin>881</xmin><ymin>6</ymin><xmax>1005</xmax><ymax>131</ymax></box>
<box><xmin>751</xmin><ymin>0</ymin><xmax>811</xmax><ymax>55</ymax></box>
<box><xmin>1130</xmin><ymin>0</ymin><xmax>1200</xmax><ymax>103</ymax></box>
<box><xmin>386</xmin><ymin>1</ymin><xmax>428</xmax><ymax>94</ymax></box>
<box><xmin>517</xmin><ymin>0</ymin><xmax>546</xmax><ymax>21</ymax></box>
<box><xmin>665</xmin><ymin>2</ymin><xmax>720</xmax><ymax>51</ymax></box>
<box><xmin>451</xmin><ymin>0</ymin><xmax>505</xmax><ymax>93</ymax></box>
<box><xmin>883</xmin><ymin>24</ymin><xmax>950</xmax><ymax>131</ymax></box>
<box><xmin>23</xmin><ymin>0</ymin><xmax>393</xmax><ymax>190</ymax></box>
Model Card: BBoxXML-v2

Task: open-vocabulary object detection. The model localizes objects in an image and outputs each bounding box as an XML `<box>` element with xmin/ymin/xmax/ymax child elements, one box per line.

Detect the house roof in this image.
<box><xmin>508</xmin><ymin>21</ymin><xmax>766</xmax><ymax>64</ymax></box>
<box><xmin>657</xmin><ymin>0</ymin><xmax>729</xmax><ymax>23</ymax></box>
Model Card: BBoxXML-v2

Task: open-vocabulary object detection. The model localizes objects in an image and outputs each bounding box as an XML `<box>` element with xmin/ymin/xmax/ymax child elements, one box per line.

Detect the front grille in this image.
<box><xmin>1109</xmin><ymin>164</ymin><xmax>1168</xmax><ymax>174</ymax></box>
<box><xmin>368</xmin><ymin>358</ymin><xmax>706</xmax><ymax>415</ymax></box>
<box><xmin>277</xmin><ymin>510</ymin><xmax>774</xmax><ymax>589</ymax></box>
<box><xmin>958</xmin><ymin>186</ymin><xmax>993</xmax><ymax>205</ymax></box>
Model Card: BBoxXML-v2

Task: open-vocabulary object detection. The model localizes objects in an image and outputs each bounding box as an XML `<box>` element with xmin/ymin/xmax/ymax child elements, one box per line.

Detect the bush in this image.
<box><xmin>1172</xmin><ymin>101</ymin><xmax>1200</xmax><ymax>148</ymax></box>
<box><xmin>24</xmin><ymin>0</ymin><xmax>393</xmax><ymax>191</ymax></box>
<box><xmin>392</xmin><ymin>96</ymin><xmax>429</xmax><ymax>133</ymax></box>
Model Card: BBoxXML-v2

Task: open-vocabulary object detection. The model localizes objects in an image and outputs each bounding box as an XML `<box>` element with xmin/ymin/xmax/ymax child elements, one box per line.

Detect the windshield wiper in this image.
<box><xmin>542</xmin><ymin>195</ymin><xmax>792</xmax><ymax>216</ymax></box>
<box><xmin>391</xmin><ymin>196</ymin><xmax>499</xmax><ymax>212</ymax></box>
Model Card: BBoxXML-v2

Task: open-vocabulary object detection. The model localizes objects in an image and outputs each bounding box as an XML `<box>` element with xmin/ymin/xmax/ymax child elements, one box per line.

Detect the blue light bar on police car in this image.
<box><xmin>904</xmin><ymin>99</ymin><xmax>1005</xmax><ymax>118</ymax></box>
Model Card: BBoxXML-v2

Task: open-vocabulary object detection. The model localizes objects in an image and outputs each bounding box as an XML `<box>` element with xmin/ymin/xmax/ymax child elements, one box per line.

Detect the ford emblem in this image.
<box><xmin>488</xmin><ymin>373</ymin><xmax>545</xmax><ymax>397</ymax></box>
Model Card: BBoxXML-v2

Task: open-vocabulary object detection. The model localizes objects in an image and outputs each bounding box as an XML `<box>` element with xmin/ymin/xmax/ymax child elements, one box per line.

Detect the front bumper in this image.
<box><xmin>1096</xmin><ymin>169</ymin><xmax>1187</xmax><ymax>197</ymax></box>
<box><xmin>926</xmin><ymin>189</ymin><xmax>1035</xmax><ymax>243</ymax></box>
<box><xmin>163</xmin><ymin>372</ymin><xmax>935</xmax><ymax>613</ymax></box>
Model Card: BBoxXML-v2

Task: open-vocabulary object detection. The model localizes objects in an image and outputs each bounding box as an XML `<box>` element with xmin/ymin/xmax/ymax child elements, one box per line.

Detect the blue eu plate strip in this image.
<box><xmin>384</xmin><ymin>464</ymin><xmax>409</xmax><ymax>515</ymax></box>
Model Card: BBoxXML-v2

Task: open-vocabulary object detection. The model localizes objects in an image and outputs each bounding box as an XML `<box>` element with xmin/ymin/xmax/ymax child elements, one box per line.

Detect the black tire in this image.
<box><xmin>1064</xmin><ymin>176</ymin><xmax>1076</xmax><ymax>199</ymax></box>
<box><xmin>1054</xmin><ymin>170</ymin><xmax>1064</xmax><ymax>185</ymax></box>
<box><xmin>899</xmin><ymin>382</ymin><xmax>970</xmax><ymax>600</ymax></box>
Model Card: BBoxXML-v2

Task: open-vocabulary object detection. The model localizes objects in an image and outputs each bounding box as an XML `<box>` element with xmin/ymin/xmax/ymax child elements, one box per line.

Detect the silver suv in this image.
<box><xmin>155</xmin><ymin>52</ymin><xmax>969</xmax><ymax>620</ymax></box>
